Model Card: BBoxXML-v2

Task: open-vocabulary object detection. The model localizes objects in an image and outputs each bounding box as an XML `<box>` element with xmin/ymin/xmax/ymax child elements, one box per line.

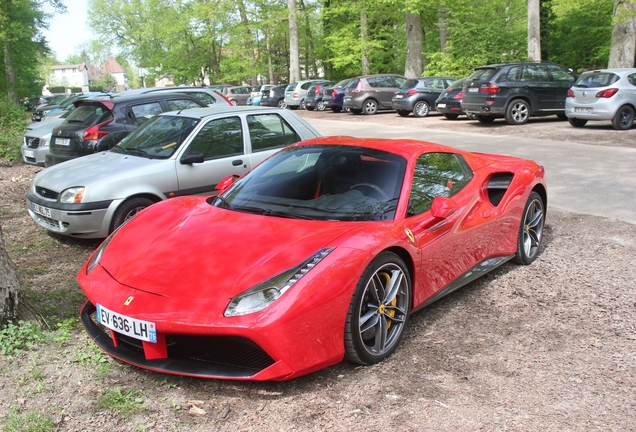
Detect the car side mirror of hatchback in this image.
<box><xmin>431</xmin><ymin>196</ymin><xmax>458</xmax><ymax>219</ymax></box>
<box><xmin>180</xmin><ymin>152</ymin><xmax>205</xmax><ymax>165</ymax></box>
<box><xmin>215</xmin><ymin>174</ymin><xmax>241</xmax><ymax>194</ymax></box>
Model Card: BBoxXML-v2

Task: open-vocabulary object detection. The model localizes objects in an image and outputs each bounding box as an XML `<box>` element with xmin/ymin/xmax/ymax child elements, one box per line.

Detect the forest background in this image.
<box><xmin>2</xmin><ymin>0</ymin><xmax>635</xmax><ymax>99</ymax></box>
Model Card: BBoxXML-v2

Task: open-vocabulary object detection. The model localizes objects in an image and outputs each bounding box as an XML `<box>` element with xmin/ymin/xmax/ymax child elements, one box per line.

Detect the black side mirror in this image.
<box><xmin>180</xmin><ymin>152</ymin><xmax>205</xmax><ymax>165</ymax></box>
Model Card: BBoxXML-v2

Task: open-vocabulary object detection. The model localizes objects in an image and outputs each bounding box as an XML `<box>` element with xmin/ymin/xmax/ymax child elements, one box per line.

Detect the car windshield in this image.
<box><xmin>400</xmin><ymin>79</ymin><xmax>419</xmax><ymax>90</ymax></box>
<box><xmin>111</xmin><ymin>115</ymin><xmax>200</xmax><ymax>159</ymax></box>
<box><xmin>573</xmin><ymin>72</ymin><xmax>619</xmax><ymax>88</ymax></box>
<box><xmin>334</xmin><ymin>79</ymin><xmax>351</xmax><ymax>88</ymax></box>
<box><xmin>214</xmin><ymin>145</ymin><xmax>407</xmax><ymax>221</ymax></box>
<box><xmin>448</xmin><ymin>78</ymin><xmax>466</xmax><ymax>89</ymax></box>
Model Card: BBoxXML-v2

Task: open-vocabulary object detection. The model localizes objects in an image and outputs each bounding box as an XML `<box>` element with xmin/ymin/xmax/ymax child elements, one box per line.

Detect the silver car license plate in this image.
<box><xmin>31</xmin><ymin>203</ymin><xmax>51</xmax><ymax>218</ymax></box>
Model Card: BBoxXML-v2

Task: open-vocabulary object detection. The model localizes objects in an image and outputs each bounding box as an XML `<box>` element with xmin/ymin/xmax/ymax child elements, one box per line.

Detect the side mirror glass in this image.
<box><xmin>180</xmin><ymin>152</ymin><xmax>205</xmax><ymax>165</ymax></box>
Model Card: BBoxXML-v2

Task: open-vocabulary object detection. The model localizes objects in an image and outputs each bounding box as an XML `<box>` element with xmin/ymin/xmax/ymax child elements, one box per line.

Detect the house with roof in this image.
<box><xmin>47</xmin><ymin>56</ymin><xmax>129</xmax><ymax>92</ymax></box>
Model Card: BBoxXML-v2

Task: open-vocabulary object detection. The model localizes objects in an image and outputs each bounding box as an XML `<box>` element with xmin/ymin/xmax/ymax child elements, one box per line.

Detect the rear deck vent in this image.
<box><xmin>487</xmin><ymin>173</ymin><xmax>514</xmax><ymax>207</ymax></box>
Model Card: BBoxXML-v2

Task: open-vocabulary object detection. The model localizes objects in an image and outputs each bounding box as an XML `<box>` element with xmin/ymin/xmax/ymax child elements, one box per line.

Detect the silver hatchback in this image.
<box><xmin>565</xmin><ymin>68</ymin><xmax>636</xmax><ymax>130</ymax></box>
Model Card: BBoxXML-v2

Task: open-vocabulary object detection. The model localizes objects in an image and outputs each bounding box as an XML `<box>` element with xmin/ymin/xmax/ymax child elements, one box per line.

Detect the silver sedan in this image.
<box><xmin>565</xmin><ymin>68</ymin><xmax>636</xmax><ymax>130</ymax></box>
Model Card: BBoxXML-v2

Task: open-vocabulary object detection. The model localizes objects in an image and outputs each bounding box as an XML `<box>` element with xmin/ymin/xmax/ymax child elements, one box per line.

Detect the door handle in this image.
<box><xmin>232</xmin><ymin>159</ymin><xmax>243</xmax><ymax>166</ymax></box>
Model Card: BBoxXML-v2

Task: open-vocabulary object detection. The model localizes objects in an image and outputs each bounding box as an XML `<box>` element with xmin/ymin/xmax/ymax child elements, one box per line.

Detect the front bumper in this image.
<box><xmin>26</xmin><ymin>189</ymin><xmax>115</xmax><ymax>238</ymax></box>
<box><xmin>21</xmin><ymin>143</ymin><xmax>49</xmax><ymax>167</ymax></box>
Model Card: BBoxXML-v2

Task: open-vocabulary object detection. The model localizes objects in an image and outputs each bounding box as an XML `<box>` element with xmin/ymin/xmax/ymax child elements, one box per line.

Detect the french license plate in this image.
<box><xmin>468</xmin><ymin>87</ymin><xmax>479</xmax><ymax>93</ymax></box>
<box><xmin>395</xmin><ymin>94</ymin><xmax>403</xmax><ymax>99</ymax></box>
<box><xmin>437</xmin><ymin>103</ymin><xmax>446</xmax><ymax>108</ymax></box>
<box><xmin>31</xmin><ymin>202</ymin><xmax>51</xmax><ymax>218</ymax></box>
<box><xmin>96</xmin><ymin>303</ymin><xmax>157</xmax><ymax>343</ymax></box>
<box><xmin>24</xmin><ymin>150</ymin><xmax>35</xmax><ymax>158</ymax></box>
<box><xmin>55</xmin><ymin>138</ymin><xmax>70</xmax><ymax>146</ymax></box>
<box><xmin>575</xmin><ymin>107</ymin><xmax>592</xmax><ymax>113</ymax></box>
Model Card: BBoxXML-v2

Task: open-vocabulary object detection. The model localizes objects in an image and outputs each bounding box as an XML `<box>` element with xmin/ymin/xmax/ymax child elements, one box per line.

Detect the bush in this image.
<box><xmin>89</xmin><ymin>85</ymin><xmax>104</xmax><ymax>92</ymax></box>
<box><xmin>47</xmin><ymin>86</ymin><xmax>65</xmax><ymax>94</ymax></box>
<box><xmin>0</xmin><ymin>98</ymin><xmax>27</xmax><ymax>162</ymax></box>
<box><xmin>69</xmin><ymin>86</ymin><xmax>82</xmax><ymax>93</ymax></box>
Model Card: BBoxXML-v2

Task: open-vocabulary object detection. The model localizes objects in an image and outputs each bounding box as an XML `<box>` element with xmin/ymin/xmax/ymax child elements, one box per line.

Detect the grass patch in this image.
<box><xmin>2</xmin><ymin>407</ymin><xmax>55</xmax><ymax>432</ymax></box>
<box><xmin>0</xmin><ymin>321</ymin><xmax>45</xmax><ymax>356</ymax></box>
<box><xmin>97</xmin><ymin>387</ymin><xmax>145</xmax><ymax>421</ymax></box>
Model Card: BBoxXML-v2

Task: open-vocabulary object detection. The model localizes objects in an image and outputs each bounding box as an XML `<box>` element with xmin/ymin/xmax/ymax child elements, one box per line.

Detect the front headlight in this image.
<box><xmin>40</xmin><ymin>133</ymin><xmax>51</xmax><ymax>147</ymax></box>
<box><xmin>224</xmin><ymin>248</ymin><xmax>334</xmax><ymax>317</ymax></box>
<box><xmin>59</xmin><ymin>187</ymin><xmax>85</xmax><ymax>203</ymax></box>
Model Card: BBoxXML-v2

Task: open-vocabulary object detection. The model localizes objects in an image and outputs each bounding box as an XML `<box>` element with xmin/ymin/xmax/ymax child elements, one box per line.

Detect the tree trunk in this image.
<box><xmin>527</xmin><ymin>0</ymin><xmax>541</xmax><ymax>61</ymax></box>
<box><xmin>288</xmin><ymin>0</ymin><xmax>300</xmax><ymax>82</ymax></box>
<box><xmin>0</xmin><ymin>226</ymin><xmax>19</xmax><ymax>326</ymax></box>
<box><xmin>236</xmin><ymin>0</ymin><xmax>257</xmax><ymax>85</ymax></box>
<box><xmin>361</xmin><ymin>10</ymin><xmax>369</xmax><ymax>75</ymax></box>
<box><xmin>608</xmin><ymin>0</ymin><xmax>636</xmax><ymax>68</ymax></box>
<box><xmin>405</xmin><ymin>11</ymin><xmax>423</xmax><ymax>78</ymax></box>
<box><xmin>3</xmin><ymin>38</ymin><xmax>16</xmax><ymax>102</ymax></box>
<box><xmin>438</xmin><ymin>8</ymin><xmax>448</xmax><ymax>53</ymax></box>
<box><xmin>266</xmin><ymin>32</ymin><xmax>274</xmax><ymax>84</ymax></box>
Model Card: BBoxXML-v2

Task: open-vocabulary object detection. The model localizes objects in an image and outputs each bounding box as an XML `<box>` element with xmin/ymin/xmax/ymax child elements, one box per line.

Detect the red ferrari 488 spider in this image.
<box><xmin>79</xmin><ymin>136</ymin><xmax>546</xmax><ymax>380</ymax></box>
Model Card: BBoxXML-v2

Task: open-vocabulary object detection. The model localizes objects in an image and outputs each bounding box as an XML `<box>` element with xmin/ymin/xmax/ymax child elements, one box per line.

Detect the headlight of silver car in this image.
<box><xmin>40</xmin><ymin>133</ymin><xmax>51</xmax><ymax>147</ymax></box>
<box><xmin>224</xmin><ymin>248</ymin><xmax>334</xmax><ymax>317</ymax></box>
<box><xmin>59</xmin><ymin>187</ymin><xmax>85</xmax><ymax>204</ymax></box>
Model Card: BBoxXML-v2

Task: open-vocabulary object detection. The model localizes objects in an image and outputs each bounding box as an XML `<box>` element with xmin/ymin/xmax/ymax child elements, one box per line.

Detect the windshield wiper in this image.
<box><xmin>232</xmin><ymin>205</ymin><xmax>315</xmax><ymax>220</ymax></box>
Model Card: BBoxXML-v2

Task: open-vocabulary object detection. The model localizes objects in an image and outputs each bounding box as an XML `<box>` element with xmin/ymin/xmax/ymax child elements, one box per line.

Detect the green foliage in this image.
<box><xmin>2</xmin><ymin>407</ymin><xmax>55</xmax><ymax>432</ymax></box>
<box><xmin>89</xmin><ymin>85</ymin><xmax>104</xmax><ymax>92</ymax></box>
<box><xmin>68</xmin><ymin>87</ymin><xmax>83</xmax><ymax>93</ymax></box>
<box><xmin>0</xmin><ymin>321</ymin><xmax>45</xmax><ymax>356</ymax></box>
<box><xmin>47</xmin><ymin>86</ymin><xmax>65</xmax><ymax>94</ymax></box>
<box><xmin>97</xmin><ymin>387</ymin><xmax>145</xmax><ymax>420</ymax></box>
<box><xmin>0</xmin><ymin>98</ymin><xmax>27</xmax><ymax>161</ymax></box>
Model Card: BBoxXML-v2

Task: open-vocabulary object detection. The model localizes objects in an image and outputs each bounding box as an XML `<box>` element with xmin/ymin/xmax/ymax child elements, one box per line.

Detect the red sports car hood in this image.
<box><xmin>98</xmin><ymin>197</ymin><xmax>359</xmax><ymax>299</ymax></box>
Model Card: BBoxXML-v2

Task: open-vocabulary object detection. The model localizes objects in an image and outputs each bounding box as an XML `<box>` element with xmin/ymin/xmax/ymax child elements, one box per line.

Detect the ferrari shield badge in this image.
<box><xmin>404</xmin><ymin>228</ymin><xmax>415</xmax><ymax>244</ymax></box>
<box><xmin>124</xmin><ymin>296</ymin><xmax>134</xmax><ymax>306</ymax></box>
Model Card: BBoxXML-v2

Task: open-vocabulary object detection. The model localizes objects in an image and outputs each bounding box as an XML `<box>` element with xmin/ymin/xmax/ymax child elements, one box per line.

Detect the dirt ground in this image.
<box><xmin>0</xmin><ymin>110</ymin><xmax>635</xmax><ymax>431</ymax></box>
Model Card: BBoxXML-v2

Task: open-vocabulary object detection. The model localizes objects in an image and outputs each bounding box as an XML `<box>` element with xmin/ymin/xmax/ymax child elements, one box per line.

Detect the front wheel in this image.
<box><xmin>111</xmin><ymin>197</ymin><xmax>155</xmax><ymax>233</ymax></box>
<box><xmin>344</xmin><ymin>252</ymin><xmax>411</xmax><ymax>365</ymax></box>
<box><xmin>362</xmin><ymin>99</ymin><xmax>378</xmax><ymax>115</ymax></box>
<box><xmin>568</xmin><ymin>118</ymin><xmax>587</xmax><ymax>128</ymax></box>
<box><xmin>505</xmin><ymin>99</ymin><xmax>530</xmax><ymax>125</ymax></box>
<box><xmin>413</xmin><ymin>100</ymin><xmax>430</xmax><ymax>118</ymax></box>
<box><xmin>513</xmin><ymin>191</ymin><xmax>545</xmax><ymax>265</ymax></box>
<box><xmin>229</xmin><ymin>99</ymin><xmax>238</xmax><ymax>106</ymax></box>
<box><xmin>612</xmin><ymin>105</ymin><xmax>635</xmax><ymax>130</ymax></box>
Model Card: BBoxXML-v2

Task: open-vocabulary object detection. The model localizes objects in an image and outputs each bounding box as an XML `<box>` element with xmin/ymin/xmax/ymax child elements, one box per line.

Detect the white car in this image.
<box><xmin>26</xmin><ymin>106</ymin><xmax>321</xmax><ymax>239</ymax></box>
<box><xmin>565</xmin><ymin>68</ymin><xmax>636</xmax><ymax>130</ymax></box>
<box><xmin>21</xmin><ymin>117</ymin><xmax>66</xmax><ymax>166</ymax></box>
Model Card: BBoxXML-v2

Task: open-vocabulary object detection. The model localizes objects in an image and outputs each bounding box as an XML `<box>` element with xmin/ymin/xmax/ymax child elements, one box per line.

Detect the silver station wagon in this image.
<box><xmin>26</xmin><ymin>106</ymin><xmax>321</xmax><ymax>239</ymax></box>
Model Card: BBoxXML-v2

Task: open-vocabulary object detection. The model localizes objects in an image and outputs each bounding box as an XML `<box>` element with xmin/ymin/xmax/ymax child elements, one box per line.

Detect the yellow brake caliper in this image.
<box><xmin>378</xmin><ymin>271</ymin><xmax>397</xmax><ymax>328</ymax></box>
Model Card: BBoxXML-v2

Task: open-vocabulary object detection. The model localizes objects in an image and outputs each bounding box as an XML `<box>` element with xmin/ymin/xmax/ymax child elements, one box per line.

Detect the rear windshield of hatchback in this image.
<box><xmin>286</xmin><ymin>83</ymin><xmax>297</xmax><ymax>91</ymax></box>
<box><xmin>574</xmin><ymin>72</ymin><xmax>620</xmax><ymax>88</ymax></box>
<box><xmin>469</xmin><ymin>68</ymin><xmax>497</xmax><ymax>81</ymax></box>
<box><xmin>65</xmin><ymin>103</ymin><xmax>112</xmax><ymax>125</ymax></box>
<box><xmin>400</xmin><ymin>79</ymin><xmax>419</xmax><ymax>90</ymax></box>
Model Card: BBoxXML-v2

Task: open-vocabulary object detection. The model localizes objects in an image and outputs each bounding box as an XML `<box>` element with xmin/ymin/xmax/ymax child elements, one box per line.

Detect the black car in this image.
<box><xmin>391</xmin><ymin>77</ymin><xmax>457</xmax><ymax>118</ymax></box>
<box><xmin>259</xmin><ymin>84</ymin><xmax>287</xmax><ymax>108</ymax></box>
<box><xmin>461</xmin><ymin>61</ymin><xmax>577</xmax><ymax>125</ymax></box>
<box><xmin>325</xmin><ymin>78</ymin><xmax>352</xmax><ymax>113</ymax></box>
<box><xmin>435</xmin><ymin>77</ymin><xmax>475</xmax><ymax>120</ymax></box>
<box><xmin>304</xmin><ymin>81</ymin><xmax>335</xmax><ymax>111</ymax></box>
<box><xmin>45</xmin><ymin>93</ymin><xmax>205</xmax><ymax>166</ymax></box>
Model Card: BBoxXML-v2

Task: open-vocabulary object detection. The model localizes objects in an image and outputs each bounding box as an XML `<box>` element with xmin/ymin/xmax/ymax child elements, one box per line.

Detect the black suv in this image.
<box><xmin>461</xmin><ymin>61</ymin><xmax>577</xmax><ymax>125</ymax></box>
<box><xmin>46</xmin><ymin>93</ymin><xmax>205</xmax><ymax>166</ymax></box>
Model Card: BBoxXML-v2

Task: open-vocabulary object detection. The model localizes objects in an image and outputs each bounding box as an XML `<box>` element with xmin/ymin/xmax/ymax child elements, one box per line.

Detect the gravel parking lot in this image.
<box><xmin>0</xmin><ymin>110</ymin><xmax>634</xmax><ymax>431</ymax></box>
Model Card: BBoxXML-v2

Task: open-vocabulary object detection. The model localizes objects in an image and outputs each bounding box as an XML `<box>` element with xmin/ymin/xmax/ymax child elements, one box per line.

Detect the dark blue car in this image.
<box><xmin>325</xmin><ymin>79</ymin><xmax>352</xmax><ymax>113</ymax></box>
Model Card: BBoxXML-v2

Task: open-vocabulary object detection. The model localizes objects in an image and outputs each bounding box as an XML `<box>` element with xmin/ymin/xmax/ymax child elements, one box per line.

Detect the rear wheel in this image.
<box><xmin>505</xmin><ymin>99</ymin><xmax>530</xmax><ymax>125</ymax></box>
<box><xmin>344</xmin><ymin>252</ymin><xmax>411</xmax><ymax>365</ymax></box>
<box><xmin>443</xmin><ymin>114</ymin><xmax>459</xmax><ymax>120</ymax></box>
<box><xmin>612</xmin><ymin>105</ymin><xmax>635</xmax><ymax>130</ymax></box>
<box><xmin>317</xmin><ymin>100</ymin><xmax>326</xmax><ymax>111</ymax></box>
<box><xmin>413</xmin><ymin>100</ymin><xmax>430</xmax><ymax>118</ymax></box>
<box><xmin>300</xmin><ymin>99</ymin><xmax>307</xmax><ymax>110</ymax></box>
<box><xmin>111</xmin><ymin>197</ymin><xmax>155</xmax><ymax>233</ymax></box>
<box><xmin>568</xmin><ymin>118</ymin><xmax>587</xmax><ymax>128</ymax></box>
<box><xmin>513</xmin><ymin>191</ymin><xmax>545</xmax><ymax>265</ymax></box>
<box><xmin>397</xmin><ymin>110</ymin><xmax>410</xmax><ymax>117</ymax></box>
<box><xmin>362</xmin><ymin>99</ymin><xmax>378</xmax><ymax>115</ymax></box>
<box><xmin>229</xmin><ymin>99</ymin><xmax>238</xmax><ymax>106</ymax></box>
<box><xmin>475</xmin><ymin>115</ymin><xmax>495</xmax><ymax>123</ymax></box>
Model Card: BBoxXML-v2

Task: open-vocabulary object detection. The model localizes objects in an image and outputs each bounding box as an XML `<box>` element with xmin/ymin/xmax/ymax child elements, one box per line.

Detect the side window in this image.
<box><xmin>523</xmin><ymin>65</ymin><xmax>550</xmax><ymax>82</ymax></box>
<box><xmin>187</xmin><ymin>117</ymin><xmax>243</xmax><ymax>160</ymax></box>
<box><xmin>367</xmin><ymin>77</ymin><xmax>380</xmax><ymax>88</ymax></box>
<box><xmin>189</xmin><ymin>92</ymin><xmax>216</xmax><ymax>105</ymax></box>
<box><xmin>166</xmin><ymin>99</ymin><xmax>201</xmax><ymax>111</ymax></box>
<box><xmin>376</xmin><ymin>76</ymin><xmax>394</xmax><ymax>88</ymax></box>
<box><xmin>505</xmin><ymin>66</ymin><xmax>523</xmax><ymax>82</ymax></box>
<box><xmin>130</xmin><ymin>102</ymin><xmax>163</xmax><ymax>125</ymax></box>
<box><xmin>407</xmin><ymin>152</ymin><xmax>473</xmax><ymax>216</ymax></box>
<box><xmin>394</xmin><ymin>76</ymin><xmax>409</xmax><ymax>87</ymax></box>
<box><xmin>248</xmin><ymin>114</ymin><xmax>300</xmax><ymax>152</ymax></box>
<box><xmin>628</xmin><ymin>73</ymin><xmax>636</xmax><ymax>86</ymax></box>
<box><xmin>547</xmin><ymin>65</ymin><xmax>576</xmax><ymax>84</ymax></box>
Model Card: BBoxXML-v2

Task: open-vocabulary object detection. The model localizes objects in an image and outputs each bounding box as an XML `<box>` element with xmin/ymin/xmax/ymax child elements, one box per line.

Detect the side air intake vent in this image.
<box><xmin>487</xmin><ymin>173</ymin><xmax>514</xmax><ymax>206</ymax></box>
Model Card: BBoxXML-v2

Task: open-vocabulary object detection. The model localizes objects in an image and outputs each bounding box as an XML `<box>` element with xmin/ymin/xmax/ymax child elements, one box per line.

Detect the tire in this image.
<box><xmin>317</xmin><ymin>101</ymin><xmax>326</xmax><ymax>111</ymax></box>
<box><xmin>475</xmin><ymin>115</ymin><xmax>495</xmax><ymax>123</ymax></box>
<box><xmin>443</xmin><ymin>114</ymin><xmax>459</xmax><ymax>120</ymax></box>
<box><xmin>568</xmin><ymin>118</ymin><xmax>587</xmax><ymax>128</ymax></box>
<box><xmin>413</xmin><ymin>100</ymin><xmax>430</xmax><ymax>118</ymax></box>
<box><xmin>111</xmin><ymin>197</ymin><xmax>155</xmax><ymax>232</ymax></box>
<box><xmin>505</xmin><ymin>99</ymin><xmax>530</xmax><ymax>125</ymax></box>
<box><xmin>344</xmin><ymin>252</ymin><xmax>411</xmax><ymax>365</ymax></box>
<box><xmin>351</xmin><ymin>109</ymin><xmax>362</xmax><ymax>115</ymax></box>
<box><xmin>331</xmin><ymin>106</ymin><xmax>342</xmax><ymax>113</ymax></box>
<box><xmin>362</xmin><ymin>99</ymin><xmax>378</xmax><ymax>115</ymax></box>
<box><xmin>611</xmin><ymin>105</ymin><xmax>635</xmax><ymax>130</ymax></box>
<box><xmin>229</xmin><ymin>99</ymin><xmax>238</xmax><ymax>106</ymax></box>
<box><xmin>300</xmin><ymin>99</ymin><xmax>307</xmax><ymax>110</ymax></box>
<box><xmin>512</xmin><ymin>191</ymin><xmax>545</xmax><ymax>265</ymax></box>
<box><xmin>276</xmin><ymin>99</ymin><xmax>286</xmax><ymax>109</ymax></box>
<box><xmin>397</xmin><ymin>110</ymin><xmax>410</xmax><ymax>117</ymax></box>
